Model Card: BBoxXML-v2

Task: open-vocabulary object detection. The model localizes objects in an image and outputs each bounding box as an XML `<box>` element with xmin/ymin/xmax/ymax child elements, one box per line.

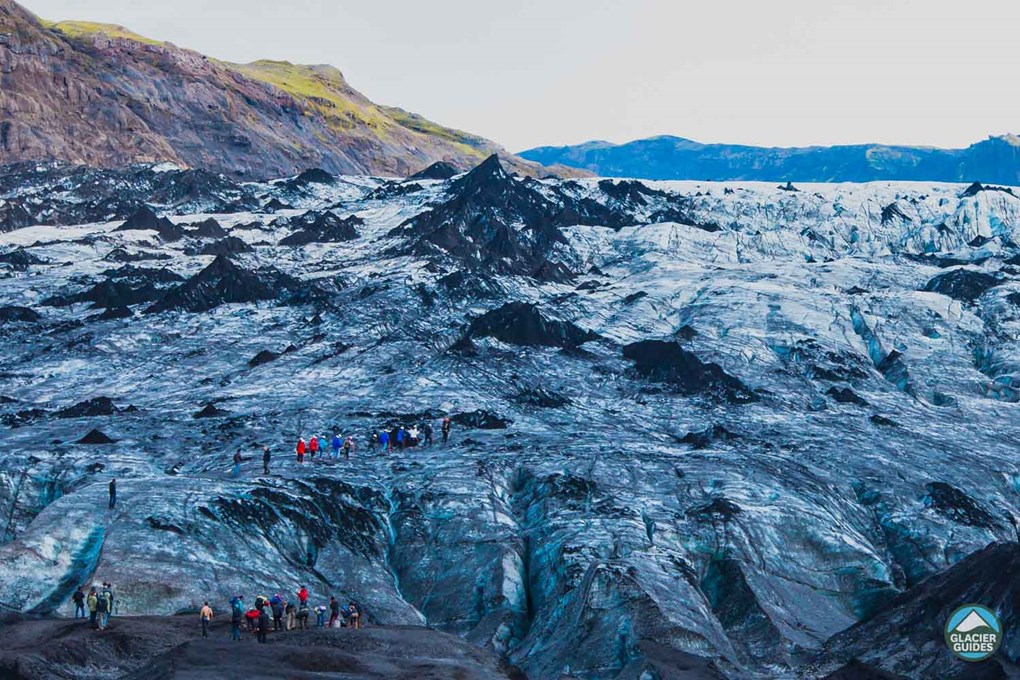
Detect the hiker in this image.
<box><xmin>245</xmin><ymin>607</ymin><xmax>260</xmax><ymax>632</ymax></box>
<box><xmin>379</xmin><ymin>430</ymin><xmax>390</xmax><ymax>453</ymax></box>
<box><xmin>389</xmin><ymin>427</ymin><xmax>399</xmax><ymax>450</ymax></box>
<box><xmin>95</xmin><ymin>584</ymin><xmax>110</xmax><ymax>630</ymax></box>
<box><xmin>423</xmin><ymin>421</ymin><xmax>434</xmax><ymax>447</ymax></box>
<box><xmin>262</xmin><ymin>446</ymin><xmax>271</xmax><ymax>475</ymax></box>
<box><xmin>408</xmin><ymin>425</ymin><xmax>420</xmax><ymax>447</ymax></box>
<box><xmin>72</xmin><ymin>585</ymin><xmax>86</xmax><ymax>619</ymax></box>
<box><xmin>108</xmin><ymin>478</ymin><xmax>117</xmax><ymax>509</ymax></box>
<box><xmin>296</xmin><ymin>438</ymin><xmax>306</xmax><ymax>463</ymax></box>
<box><xmin>229</xmin><ymin>596</ymin><xmax>244</xmax><ymax>641</ymax></box>
<box><xmin>309</xmin><ymin>435</ymin><xmax>319</xmax><ymax>459</ymax></box>
<box><xmin>343</xmin><ymin>435</ymin><xmax>354</xmax><ymax>460</ymax></box>
<box><xmin>285</xmin><ymin>601</ymin><xmax>296</xmax><ymax>631</ymax></box>
<box><xmin>232</xmin><ymin>449</ymin><xmax>243</xmax><ymax>478</ymax></box>
<box><xmin>297</xmin><ymin>586</ymin><xmax>309</xmax><ymax>607</ymax></box>
<box><xmin>87</xmin><ymin>587</ymin><xmax>98</xmax><ymax>628</ymax></box>
<box><xmin>348</xmin><ymin>601</ymin><xmax>361</xmax><ymax>629</ymax></box>
<box><xmin>297</xmin><ymin>602</ymin><xmax>309</xmax><ymax>630</ymax></box>
<box><xmin>270</xmin><ymin>594</ymin><xmax>285</xmax><ymax>631</ymax></box>
<box><xmin>441</xmin><ymin>417</ymin><xmax>451</xmax><ymax>444</ymax></box>
<box><xmin>369</xmin><ymin>430</ymin><xmax>379</xmax><ymax>453</ymax></box>
<box><xmin>328</xmin><ymin>596</ymin><xmax>340</xmax><ymax>627</ymax></box>
<box><xmin>256</xmin><ymin>605</ymin><xmax>270</xmax><ymax>644</ymax></box>
<box><xmin>102</xmin><ymin>583</ymin><xmax>115</xmax><ymax>626</ymax></box>
<box><xmin>200</xmin><ymin>602</ymin><xmax>213</xmax><ymax>639</ymax></box>
<box><xmin>331</xmin><ymin>433</ymin><xmax>342</xmax><ymax>459</ymax></box>
<box><xmin>315</xmin><ymin>604</ymin><xmax>327</xmax><ymax>628</ymax></box>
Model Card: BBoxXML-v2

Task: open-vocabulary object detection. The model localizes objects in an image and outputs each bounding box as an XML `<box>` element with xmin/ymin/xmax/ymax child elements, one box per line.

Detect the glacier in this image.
<box><xmin>0</xmin><ymin>159</ymin><xmax>1018</xmax><ymax>679</ymax></box>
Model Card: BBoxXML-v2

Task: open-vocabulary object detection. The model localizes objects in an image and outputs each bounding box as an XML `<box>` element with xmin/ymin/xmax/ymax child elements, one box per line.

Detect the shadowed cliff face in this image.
<box><xmin>0</xmin><ymin>0</ymin><xmax>573</xmax><ymax>179</ymax></box>
<box><xmin>1</xmin><ymin>156</ymin><xmax>1020</xmax><ymax>678</ymax></box>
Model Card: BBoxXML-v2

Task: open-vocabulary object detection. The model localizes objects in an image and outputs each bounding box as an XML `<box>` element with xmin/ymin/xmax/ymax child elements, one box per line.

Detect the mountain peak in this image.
<box><xmin>0</xmin><ymin>0</ymin><xmax>567</xmax><ymax>179</ymax></box>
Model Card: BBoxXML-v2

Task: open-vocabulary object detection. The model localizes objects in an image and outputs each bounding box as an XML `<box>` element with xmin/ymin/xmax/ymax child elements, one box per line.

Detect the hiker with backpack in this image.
<box><xmin>296</xmin><ymin>438</ymin><xmax>306</xmax><ymax>463</ymax></box>
<box><xmin>96</xmin><ymin>584</ymin><xmax>111</xmax><ymax>630</ymax></box>
<box><xmin>423</xmin><ymin>421</ymin><xmax>434</xmax><ymax>447</ymax></box>
<box><xmin>297</xmin><ymin>602</ymin><xmax>309</xmax><ymax>630</ymax></box>
<box><xmin>379</xmin><ymin>429</ymin><xmax>390</xmax><ymax>453</ymax></box>
<box><xmin>343</xmin><ymin>435</ymin><xmax>355</xmax><ymax>460</ymax></box>
<box><xmin>229</xmin><ymin>596</ymin><xmax>244</xmax><ymax>641</ymax></box>
<box><xmin>87</xmin><ymin>587</ymin><xmax>98</xmax><ymax>628</ymax></box>
<box><xmin>441</xmin><ymin>417</ymin><xmax>452</xmax><ymax>444</ymax></box>
<box><xmin>270</xmin><ymin>594</ymin><xmax>285</xmax><ymax>631</ymax></box>
<box><xmin>285</xmin><ymin>601</ymin><xmax>296</xmax><ymax>630</ymax></box>
<box><xmin>315</xmin><ymin>603</ymin><xmax>327</xmax><ymax>628</ymax></box>
<box><xmin>309</xmin><ymin>435</ymin><xmax>319</xmax><ymax>460</ymax></box>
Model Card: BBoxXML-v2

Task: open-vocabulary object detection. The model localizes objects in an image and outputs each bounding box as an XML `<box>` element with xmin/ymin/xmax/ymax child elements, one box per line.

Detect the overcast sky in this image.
<box><xmin>20</xmin><ymin>0</ymin><xmax>1020</xmax><ymax>152</ymax></box>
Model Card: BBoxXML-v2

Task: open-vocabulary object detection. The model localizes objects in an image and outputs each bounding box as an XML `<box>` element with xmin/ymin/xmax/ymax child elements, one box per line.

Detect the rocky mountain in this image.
<box><xmin>0</xmin><ymin>0</ymin><xmax>572</xmax><ymax>179</ymax></box>
<box><xmin>520</xmin><ymin>134</ymin><xmax>1020</xmax><ymax>184</ymax></box>
<box><xmin>1</xmin><ymin>156</ymin><xmax>1020</xmax><ymax>678</ymax></box>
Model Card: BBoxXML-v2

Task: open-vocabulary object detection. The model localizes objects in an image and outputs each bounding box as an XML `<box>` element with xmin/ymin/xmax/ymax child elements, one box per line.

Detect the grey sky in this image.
<box><xmin>20</xmin><ymin>0</ymin><xmax>1020</xmax><ymax>151</ymax></box>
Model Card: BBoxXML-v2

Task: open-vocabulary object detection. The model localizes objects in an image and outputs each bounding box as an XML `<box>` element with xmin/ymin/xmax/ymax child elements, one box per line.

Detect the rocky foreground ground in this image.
<box><xmin>0</xmin><ymin>616</ymin><xmax>529</xmax><ymax>680</ymax></box>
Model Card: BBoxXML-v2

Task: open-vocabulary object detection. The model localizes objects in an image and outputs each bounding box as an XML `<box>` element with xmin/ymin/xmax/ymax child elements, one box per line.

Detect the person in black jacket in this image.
<box><xmin>262</xmin><ymin>446</ymin><xmax>271</xmax><ymax>475</ymax></box>
<box><xmin>108</xmin><ymin>479</ymin><xmax>117</xmax><ymax>509</ymax></box>
<box><xmin>257</xmin><ymin>605</ymin><xmax>270</xmax><ymax>644</ymax></box>
<box><xmin>72</xmin><ymin>586</ymin><xmax>86</xmax><ymax>619</ymax></box>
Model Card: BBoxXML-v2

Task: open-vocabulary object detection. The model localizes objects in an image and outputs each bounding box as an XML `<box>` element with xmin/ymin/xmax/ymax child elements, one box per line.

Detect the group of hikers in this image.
<box><xmin>71</xmin><ymin>583</ymin><xmax>362</xmax><ymax>643</ymax></box>
<box><xmin>71</xmin><ymin>583</ymin><xmax>116</xmax><ymax>631</ymax></box>
<box><xmin>211</xmin><ymin>589</ymin><xmax>362</xmax><ymax>643</ymax></box>
<box><xmin>234</xmin><ymin>417</ymin><xmax>455</xmax><ymax>477</ymax></box>
<box><xmin>294</xmin><ymin>417</ymin><xmax>453</xmax><ymax>464</ymax></box>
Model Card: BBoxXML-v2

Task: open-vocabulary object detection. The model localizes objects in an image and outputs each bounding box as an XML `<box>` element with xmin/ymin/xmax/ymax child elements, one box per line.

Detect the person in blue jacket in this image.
<box><xmin>331</xmin><ymin>433</ymin><xmax>342</xmax><ymax>459</ymax></box>
<box><xmin>379</xmin><ymin>430</ymin><xmax>390</xmax><ymax>452</ymax></box>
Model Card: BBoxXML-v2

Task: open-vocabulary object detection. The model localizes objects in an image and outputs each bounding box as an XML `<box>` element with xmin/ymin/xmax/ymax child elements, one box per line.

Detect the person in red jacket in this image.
<box><xmin>297</xmin><ymin>586</ymin><xmax>309</xmax><ymax>606</ymax></box>
<box><xmin>309</xmin><ymin>436</ymin><xmax>319</xmax><ymax>460</ymax></box>
<box><xmin>296</xmin><ymin>438</ymin><xmax>306</xmax><ymax>463</ymax></box>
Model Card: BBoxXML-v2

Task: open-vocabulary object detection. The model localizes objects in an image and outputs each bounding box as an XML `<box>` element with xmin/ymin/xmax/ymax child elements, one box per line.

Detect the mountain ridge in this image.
<box><xmin>520</xmin><ymin>133</ymin><xmax>1020</xmax><ymax>183</ymax></box>
<box><xmin>0</xmin><ymin>0</ymin><xmax>577</xmax><ymax>179</ymax></box>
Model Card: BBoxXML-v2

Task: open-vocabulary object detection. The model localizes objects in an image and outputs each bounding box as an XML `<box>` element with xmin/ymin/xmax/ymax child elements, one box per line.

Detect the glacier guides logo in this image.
<box><xmin>945</xmin><ymin>604</ymin><xmax>1002</xmax><ymax>661</ymax></box>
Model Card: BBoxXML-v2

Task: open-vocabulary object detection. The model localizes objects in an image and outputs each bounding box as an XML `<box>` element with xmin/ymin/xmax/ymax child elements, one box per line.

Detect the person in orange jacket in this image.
<box><xmin>297</xmin><ymin>586</ymin><xmax>309</xmax><ymax>606</ymax></box>
<box><xmin>296</xmin><ymin>437</ymin><xmax>306</xmax><ymax>463</ymax></box>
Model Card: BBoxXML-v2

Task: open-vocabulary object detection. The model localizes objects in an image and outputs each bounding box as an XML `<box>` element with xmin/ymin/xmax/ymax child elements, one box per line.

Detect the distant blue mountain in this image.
<box><xmin>520</xmin><ymin>134</ymin><xmax>1020</xmax><ymax>184</ymax></box>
